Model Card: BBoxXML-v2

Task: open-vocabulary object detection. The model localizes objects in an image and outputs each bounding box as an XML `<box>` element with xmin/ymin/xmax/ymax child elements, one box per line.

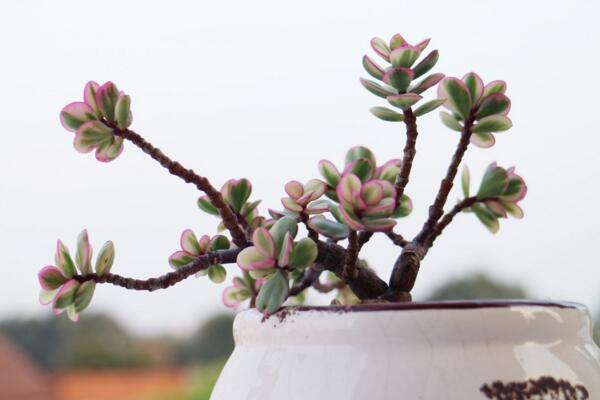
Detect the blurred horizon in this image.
<box><xmin>1</xmin><ymin>0</ymin><xmax>599</xmax><ymax>336</ymax></box>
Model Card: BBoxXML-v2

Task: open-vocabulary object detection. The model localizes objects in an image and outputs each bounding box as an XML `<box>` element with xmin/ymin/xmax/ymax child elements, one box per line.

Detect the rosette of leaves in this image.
<box><xmin>361</xmin><ymin>33</ymin><xmax>447</xmax><ymax>121</ymax></box>
<box><xmin>438</xmin><ymin>73</ymin><xmax>512</xmax><ymax>147</ymax></box>
<box><xmin>38</xmin><ymin>230</ymin><xmax>115</xmax><ymax>321</ymax></box>
<box><xmin>197</xmin><ymin>178</ymin><xmax>266</xmax><ymax>231</ymax></box>
<box><xmin>235</xmin><ymin>217</ymin><xmax>318</xmax><ymax>313</ymax></box>
<box><xmin>462</xmin><ymin>163</ymin><xmax>527</xmax><ymax>232</ymax></box>
<box><xmin>168</xmin><ymin>230</ymin><xmax>230</xmax><ymax>283</ymax></box>
<box><xmin>60</xmin><ymin>81</ymin><xmax>132</xmax><ymax>162</ymax></box>
<box><xmin>280</xmin><ymin>179</ymin><xmax>328</xmax><ymax>215</ymax></box>
<box><xmin>308</xmin><ymin>146</ymin><xmax>413</xmax><ymax>237</ymax></box>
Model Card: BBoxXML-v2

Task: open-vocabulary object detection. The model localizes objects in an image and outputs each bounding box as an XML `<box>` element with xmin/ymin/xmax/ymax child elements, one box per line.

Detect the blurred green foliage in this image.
<box><xmin>426</xmin><ymin>272</ymin><xmax>527</xmax><ymax>301</ymax></box>
<box><xmin>174</xmin><ymin>314</ymin><xmax>234</xmax><ymax>364</ymax></box>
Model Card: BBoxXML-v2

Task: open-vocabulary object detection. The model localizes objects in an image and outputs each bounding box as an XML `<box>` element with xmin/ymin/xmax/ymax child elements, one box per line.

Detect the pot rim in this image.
<box><xmin>267</xmin><ymin>299</ymin><xmax>586</xmax><ymax>315</ymax></box>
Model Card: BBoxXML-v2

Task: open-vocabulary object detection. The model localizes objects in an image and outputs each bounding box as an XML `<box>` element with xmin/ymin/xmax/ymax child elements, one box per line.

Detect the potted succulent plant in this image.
<box><xmin>38</xmin><ymin>32</ymin><xmax>600</xmax><ymax>399</ymax></box>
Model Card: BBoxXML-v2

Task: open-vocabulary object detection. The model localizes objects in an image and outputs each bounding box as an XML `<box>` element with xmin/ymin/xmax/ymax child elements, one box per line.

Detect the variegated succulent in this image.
<box><xmin>40</xmin><ymin>32</ymin><xmax>528</xmax><ymax>321</ymax></box>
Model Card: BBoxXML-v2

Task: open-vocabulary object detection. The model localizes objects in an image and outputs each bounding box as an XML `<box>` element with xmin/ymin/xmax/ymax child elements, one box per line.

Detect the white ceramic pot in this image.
<box><xmin>211</xmin><ymin>301</ymin><xmax>600</xmax><ymax>399</ymax></box>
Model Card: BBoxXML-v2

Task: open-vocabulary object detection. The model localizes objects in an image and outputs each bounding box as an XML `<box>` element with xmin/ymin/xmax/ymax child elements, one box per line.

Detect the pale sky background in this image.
<box><xmin>0</xmin><ymin>0</ymin><xmax>598</xmax><ymax>335</ymax></box>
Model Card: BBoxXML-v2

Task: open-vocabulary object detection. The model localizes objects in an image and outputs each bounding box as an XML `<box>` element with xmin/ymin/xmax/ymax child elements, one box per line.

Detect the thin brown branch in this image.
<box><xmin>114</xmin><ymin>128</ymin><xmax>247</xmax><ymax>247</ymax></box>
<box><xmin>72</xmin><ymin>247</ymin><xmax>242</xmax><ymax>291</ymax></box>
<box><xmin>357</xmin><ymin>231</ymin><xmax>373</xmax><ymax>250</ymax></box>
<box><xmin>289</xmin><ymin>264</ymin><xmax>324</xmax><ymax>296</ymax></box>
<box><xmin>425</xmin><ymin>196</ymin><xmax>478</xmax><ymax>247</ymax></box>
<box><xmin>414</xmin><ymin>113</ymin><xmax>476</xmax><ymax>244</ymax></box>
<box><xmin>386</xmin><ymin>231</ymin><xmax>408</xmax><ymax>247</ymax></box>
<box><xmin>395</xmin><ymin>108</ymin><xmax>419</xmax><ymax>203</ymax></box>
<box><xmin>312</xmin><ymin>279</ymin><xmax>346</xmax><ymax>293</ymax></box>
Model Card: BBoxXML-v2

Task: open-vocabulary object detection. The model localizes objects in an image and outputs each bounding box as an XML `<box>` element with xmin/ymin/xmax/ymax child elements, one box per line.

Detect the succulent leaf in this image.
<box><xmin>256</xmin><ymin>270</ymin><xmax>289</xmax><ymax>314</ymax></box>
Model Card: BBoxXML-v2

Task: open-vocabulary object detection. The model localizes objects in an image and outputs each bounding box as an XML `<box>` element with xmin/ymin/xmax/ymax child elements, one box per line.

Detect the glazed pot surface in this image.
<box><xmin>211</xmin><ymin>300</ymin><xmax>600</xmax><ymax>399</ymax></box>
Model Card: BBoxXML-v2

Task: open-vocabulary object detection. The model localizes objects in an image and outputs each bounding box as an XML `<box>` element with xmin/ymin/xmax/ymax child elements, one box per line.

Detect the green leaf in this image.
<box><xmin>387</xmin><ymin>93</ymin><xmax>422</xmax><ymax>110</ymax></box>
<box><xmin>441</xmin><ymin>78</ymin><xmax>472</xmax><ymax>120</ymax></box>
<box><xmin>440</xmin><ymin>111</ymin><xmax>463</xmax><ymax>131</ymax></box>
<box><xmin>392</xmin><ymin>195</ymin><xmax>413</xmax><ymax>218</ymax></box>
<box><xmin>197</xmin><ymin>196</ymin><xmax>219</xmax><ymax>216</ymax></box>
<box><xmin>74</xmin><ymin>281</ymin><xmax>96</xmax><ymax>313</ymax></box>
<box><xmin>318</xmin><ymin>160</ymin><xmax>341</xmax><ymax>187</ymax></box>
<box><xmin>75</xmin><ymin>230</ymin><xmax>92</xmax><ymax>275</ymax></box>
<box><xmin>114</xmin><ymin>94</ymin><xmax>132</xmax><ymax>129</ymax></box>
<box><xmin>207</xmin><ymin>264</ymin><xmax>227</xmax><ymax>284</ymax></box>
<box><xmin>255</xmin><ymin>270</ymin><xmax>289</xmax><ymax>314</ymax></box>
<box><xmin>412</xmin><ymin>50</ymin><xmax>439</xmax><ymax>79</ymax></box>
<box><xmin>362</xmin><ymin>55</ymin><xmax>385</xmax><ymax>80</ymax></box>
<box><xmin>288</xmin><ymin>238</ymin><xmax>318</xmax><ymax>270</ymax></box>
<box><xmin>228</xmin><ymin>179</ymin><xmax>252</xmax><ymax>213</ymax></box>
<box><xmin>57</xmin><ymin>240</ymin><xmax>76</xmax><ymax>279</ymax></box>
<box><xmin>383</xmin><ymin>68</ymin><xmax>414</xmax><ymax>92</ymax></box>
<box><xmin>345</xmin><ymin>146</ymin><xmax>376</xmax><ymax>166</ymax></box>
<box><xmin>308</xmin><ymin>216</ymin><xmax>350</xmax><ymax>240</ymax></box>
<box><xmin>269</xmin><ymin>216</ymin><xmax>298</xmax><ymax>254</ymax></box>
<box><xmin>360</xmin><ymin>78</ymin><xmax>397</xmax><ymax>99</ymax></box>
<box><xmin>463</xmin><ymin>72</ymin><xmax>483</xmax><ymax>103</ymax></box>
<box><xmin>210</xmin><ymin>235</ymin><xmax>230</xmax><ymax>251</ymax></box>
<box><xmin>390</xmin><ymin>46</ymin><xmax>420</xmax><ymax>68</ymax></box>
<box><xmin>472</xmin><ymin>203</ymin><xmax>499</xmax><ymax>233</ymax></box>
<box><xmin>54</xmin><ymin>280</ymin><xmax>80</xmax><ymax>309</ymax></box>
<box><xmin>348</xmin><ymin>158</ymin><xmax>374</xmax><ymax>181</ymax></box>
<box><xmin>461</xmin><ymin>165</ymin><xmax>470</xmax><ymax>198</ymax></box>
<box><xmin>95</xmin><ymin>241</ymin><xmax>115</xmax><ymax>276</ymax></box>
<box><xmin>370</xmin><ymin>107</ymin><xmax>405</xmax><ymax>122</ymax></box>
<box><xmin>413</xmin><ymin>99</ymin><xmax>445</xmax><ymax>117</ymax></box>
<box><xmin>475</xmin><ymin>93</ymin><xmax>511</xmax><ymax>120</ymax></box>
<box><xmin>472</xmin><ymin>115</ymin><xmax>512</xmax><ymax>134</ymax></box>
<box><xmin>477</xmin><ymin>166</ymin><xmax>508</xmax><ymax>199</ymax></box>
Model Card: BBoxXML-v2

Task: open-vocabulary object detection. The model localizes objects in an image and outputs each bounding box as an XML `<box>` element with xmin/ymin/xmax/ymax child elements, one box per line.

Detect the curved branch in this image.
<box><xmin>114</xmin><ymin>128</ymin><xmax>248</xmax><ymax>247</ymax></box>
<box><xmin>386</xmin><ymin>231</ymin><xmax>408</xmax><ymax>247</ymax></box>
<box><xmin>425</xmin><ymin>196</ymin><xmax>478</xmax><ymax>247</ymax></box>
<box><xmin>414</xmin><ymin>113</ymin><xmax>476</xmax><ymax>243</ymax></box>
<box><xmin>72</xmin><ymin>247</ymin><xmax>242</xmax><ymax>291</ymax></box>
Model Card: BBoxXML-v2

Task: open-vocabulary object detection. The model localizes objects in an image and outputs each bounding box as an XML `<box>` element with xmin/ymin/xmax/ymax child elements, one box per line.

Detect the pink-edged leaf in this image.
<box><xmin>75</xmin><ymin>229</ymin><xmax>92</xmax><ymax>275</ymax></box>
<box><xmin>440</xmin><ymin>111</ymin><xmax>463</xmax><ymax>131</ymax></box>
<box><xmin>66</xmin><ymin>305</ymin><xmax>80</xmax><ymax>322</ymax></box>
<box><xmin>74</xmin><ymin>121</ymin><xmax>113</xmax><ymax>153</ymax></box>
<box><xmin>501</xmin><ymin>172</ymin><xmax>527</xmax><ymax>203</ymax></box>
<box><xmin>376</xmin><ymin>159</ymin><xmax>402</xmax><ymax>183</ymax></box>
<box><xmin>253</xmin><ymin>227</ymin><xmax>275</xmax><ymax>258</ymax></box>
<box><xmin>412</xmin><ymin>50</ymin><xmax>439</xmax><ymax>79</ymax></box>
<box><xmin>168</xmin><ymin>250</ymin><xmax>195</xmax><ymax>270</ymax></box>
<box><xmin>370</xmin><ymin>106</ymin><xmax>405</xmax><ymax>122</ymax></box>
<box><xmin>74</xmin><ymin>281</ymin><xmax>96</xmax><ymax>313</ymax></box>
<box><xmin>83</xmin><ymin>81</ymin><xmax>101</xmax><ymax>117</ymax></box>
<box><xmin>277</xmin><ymin>232</ymin><xmax>294</xmax><ymax>267</ymax></box>
<box><xmin>295</xmin><ymin>190</ymin><xmax>316</xmax><ymax>206</ymax></box>
<box><xmin>288</xmin><ymin>238</ymin><xmax>318</xmax><ymax>270</ymax></box>
<box><xmin>284</xmin><ymin>180</ymin><xmax>304</xmax><ymax>200</ymax></box>
<box><xmin>338</xmin><ymin>206</ymin><xmax>366</xmax><ymax>231</ymax></box>
<box><xmin>472</xmin><ymin>115</ymin><xmax>512</xmax><ymax>134</ymax></box>
<box><xmin>413</xmin><ymin>98</ymin><xmax>446</xmax><ymax>117</ymax></box>
<box><xmin>387</xmin><ymin>93</ymin><xmax>422</xmax><ymax>110</ymax></box>
<box><xmin>114</xmin><ymin>94</ymin><xmax>132</xmax><ymax>129</ymax></box>
<box><xmin>382</xmin><ymin>67</ymin><xmax>414</xmax><ymax>92</ymax></box>
<box><xmin>95</xmin><ymin>81</ymin><xmax>119</xmax><ymax>121</ymax></box>
<box><xmin>463</xmin><ymin>72</ymin><xmax>484</xmax><ymax>103</ymax></box>
<box><xmin>318</xmin><ymin>159</ymin><xmax>341</xmax><ymax>187</ymax></box>
<box><xmin>305</xmin><ymin>199</ymin><xmax>330</xmax><ymax>214</ymax></box>
<box><xmin>415</xmin><ymin>38</ymin><xmax>431</xmax><ymax>52</ymax></box>
<box><xmin>197</xmin><ymin>235</ymin><xmax>211</xmax><ymax>253</ymax></box>
<box><xmin>237</xmin><ymin>247</ymin><xmax>273</xmax><ymax>271</ymax></box>
<box><xmin>336</xmin><ymin>174</ymin><xmax>362</xmax><ymax>205</ymax></box>
<box><xmin>53</xmin><ymin>279</ymin><xmax>80</xmax><ymax>310</ymax></box>
<box><xmin>180</xmin><ymin>229</ymin><xmax>201</xmax><ymax>255</ymax></box>
<box><xmin>485</xmin><ymin>200</ymin><xmax>508</xmax><ymax>218</ymax></box>
<box><xmin>94</xmin><ymin>241</ymin><xmax>115</xmax><ymax>276</ymax></box>
<box><xmin>370</xmin><ymin>37</ymin><xmax>390</xmax><ymax>61</ymax></box>
<box><xmin>60</xmin><ymin>102</ymin><xmax>97</xmax><ymax>132</ymax></box>
<box><xmin>39</xmin><ymin>288</ymin><xmax>59</xmax><ymax>306</ymax></box>
<box><xmin>360</xmin><ymin>78</ymin><xmax>397</xmax><ymax>99</ymax></box>
<box><xmin>361</xmin><ymin>217</ymin><xmax>397</xmax><ymax>232</ymax></box>
<box><xmin>361</xmin><ymin>181</ymin><xmax>385</xmax><ymax>206</ymax></box>
<box><xmin>304</xmin><ymin>179</ymin><xmax>326</xmax><ymax>200</ymax></box>
<box><xmin>56</xmin><ymin>240</ymin><xmax>76</xmax><ymax>278</ymax></box>
<box><xmin>389</xmin><ymin>33</ymin><xmax>407</xmax><ymax>50</ymax></box>
<box><xmin>482</xmin><ymin>80</ymin><xmax>507</xmax><ymax>98</ymax></box>
<box><xmin>38</xmin><ymin>266</ymin><xmax>66</xmax><ymax>290</ymax></box>
<box><xmin>362</xmin><ymin>55</ymin><xmax>385</xmax><ymax>80</ymax></box>
<box><xmin>393</xmin><ymin>195</ymin><xmax>413</xmax><ymax>218</ymax></box>
<box><xmin>390</xmin><ymin>46</ymin><xmax>420</xmax><ymax>68</ymax></box>
<box><xmin>95</xmin><ymin>136</ymin><xmax>124</xmax><ymax>163</ymax></box>
<box><xmin>502</xmin><ymin>201</ymin><xmax>524</xmax><ymax>219</ymax></box>
<box><xmin>362</xmin><ymin>197</ymin><xmax>396</xmax><ymax>219</ymax></box>
<box><xmin>475</xmin><ymin>93</ymin><xmax>511</xmax><ymax>119</ymax></box>
<box><xmin>439</xmin><ymin>77</ymin><xmax>472</xmax><ymax>119</ymax></box>
<box><xmin>281</xmin><ymin>197</ymin><xmax>303</xmax><ymax>213</ymax></box>
<box><xmin>378</xmin><ymin>180</ymin><xmax>396</xmax><ymax>197</ymax></box>
<box><xmin>410</xmin><ymin>73</ymin><xmax>445</xmax><ymax>94</ymax></box>
<box><xmin>222</xmin><ymin>286</ymin><xmax>243</xmax><ymax>308</ymax></box>
<box><xmin>307</xmin><ymin>216</ymin><xmax>350</xmax><ymax>240</ymax></box>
